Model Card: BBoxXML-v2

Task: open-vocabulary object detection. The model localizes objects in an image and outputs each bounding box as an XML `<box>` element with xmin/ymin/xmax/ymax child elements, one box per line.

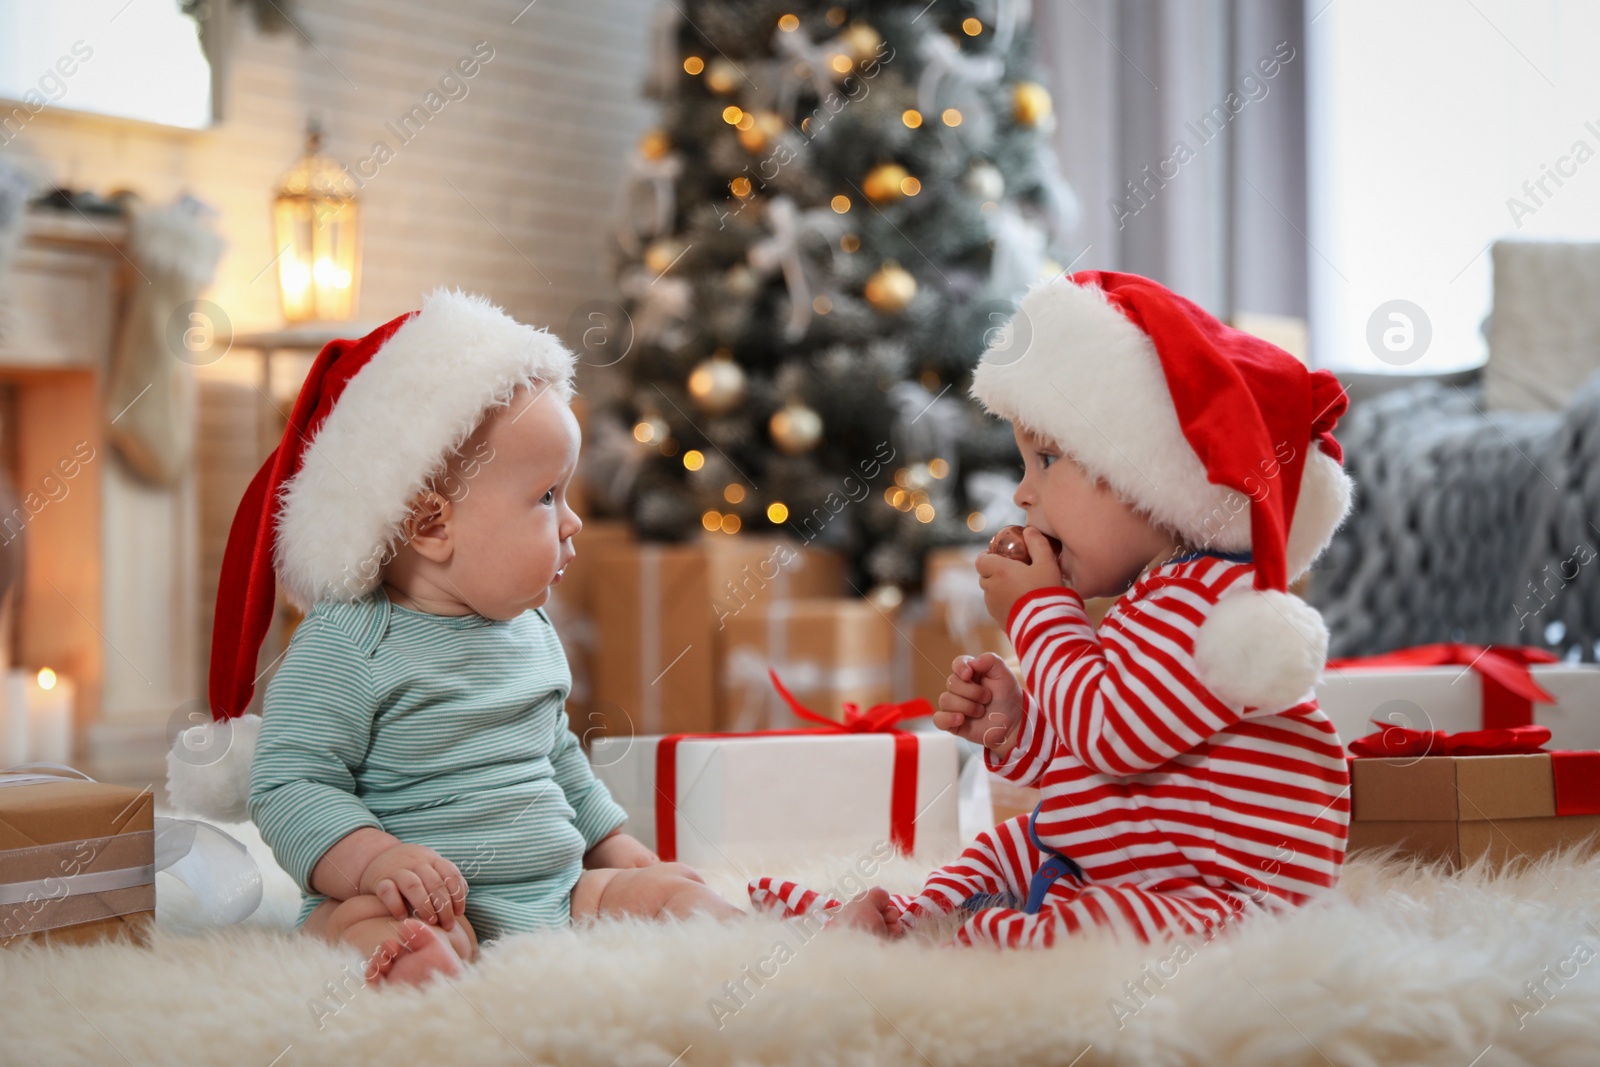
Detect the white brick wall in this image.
<box><xmin>12</xmin><ymin>0</ymin><xmax>657</xmax><ymax>334</ymax></box>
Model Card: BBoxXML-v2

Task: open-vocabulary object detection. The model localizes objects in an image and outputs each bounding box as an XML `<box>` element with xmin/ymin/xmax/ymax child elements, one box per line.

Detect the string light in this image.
<box><xmin>683</xmin><ymin>56</ymin><xmax>705</xmax><ymax>74</ymax></box>
<box><xmin>902</xmin><ymin>109</ymin><xmax>923</xmax><ymax>128</ymax></box>
<box><xmin>37</xmin><ymin>667</ymin><xmax>57</xmax><ymax>690</ymax></box>
<box><xmin>721</xmin><ymin>513</ymin><xmax>742</xmax><ymax>534</ymax></box>
<box><xmin>778</xmin><ymin>13</ymin><xmax>800</xmax><ymax>31</ymax></box>
<box><xmin>929</xmin><ymin>458</ymin><xmax>950</xmax><ymax>479</ymax></box>
<box><xmin>942</xmin><ymin>108</ymin><xmax>962</xmax><ymax>127</ymax></box>
<box><xmin>812</xmin><ymin>294</ymin><xmax>833</xmax><ymax>314</ymax></box>
<box><xmin>632</xmin><ymin>421</ymin><xmax>656</xmax><ymax>444</ymax></box>
<box><xmin>826</xmin><ymin>6</ymin><xmax>846</xmax><ymax>26</ymax></box>
<box><xmin>830</xmin><ymin>54</ymin><xmax>852</xmax><ymax>74</ymax></box>
<box><xmin>839</xmin><ymin>233</ymin><xmax>860</xmax><ymax>252</ymax></box>
<box><xmin>831</xmin><ymin>194</ymin><xmax>851</xmax><ymax>213</ymax></box>
<box><xmin>724</xmin><ymin>484</ymin><xmax>746</xmax><ymax>504</ymax></box>
<box><xmin>730</xmin><ymin>176</ymin><xmax>752</xmax><ymax>197</ymax></box>
<box><xmin>962</xmin><ymin>17</ymin><xmax>983</xmax><ymax>35</ymax></box>
<box><xmin>900</xmin><ymin>176</ymin><xmax>922</xmax><ymax>196</ymax></box>
<box><xmin>915</xmin><ymin>503</ymin><xmax>935</xmax><ymax>523</ymax></box>
<box><xmin>702</xmin><ymin>511</ymin><xmax>721</xmax><ymax>532</ymax></box>
<box><xmin>683</xmin><ymin>449</ymin><xmax>705</xmax><ymax>471</ymax></box>
<box><xmin>967</xmin><ymin>512</ymin><xmax>987</xmax><ymax>532</ymax></box>
<box><xmin>722</xmin><ymin>106</ymin><xmax>743</xmax><ymax>125</ymax></box>
<box><xmin>767</xmin><ymin>502</ymin><xmax>789</xmax><ymax>523</ymax></box>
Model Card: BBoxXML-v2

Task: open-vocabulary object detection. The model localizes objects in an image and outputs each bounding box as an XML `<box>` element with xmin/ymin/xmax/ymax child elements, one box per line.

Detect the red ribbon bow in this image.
<box><xmin>1326</xmin><ymin>643</ymin><xmax>1559</xmax><ymax>729</ymax></box>
<box><xmin>652</xmin><ymin>672</ymin><xmax>935</xmax><ymax>862</ymax></box>
<box><xmin>1347</xmin><ymin>723</ymin><xmax>1552</xmax><ymax>759</ymax></box>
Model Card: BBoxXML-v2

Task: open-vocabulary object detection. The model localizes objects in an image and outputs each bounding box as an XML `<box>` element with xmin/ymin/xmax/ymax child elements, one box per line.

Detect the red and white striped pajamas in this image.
<box><xmin>749</xmin><ymin>555</ymin><xmax>1351</xmax><ymax>947</ymax></box>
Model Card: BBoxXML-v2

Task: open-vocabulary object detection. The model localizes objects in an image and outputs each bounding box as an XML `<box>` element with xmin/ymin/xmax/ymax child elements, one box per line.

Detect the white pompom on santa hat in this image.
<box><xmin>970</xmin><ymin>270</ymin><xmax>1354</xmax><ymax>712</ymax></box>
<box><xmin>167</xmin><ymin>289</ymin><xmax>577</xmax><ymax>822</ymax></box>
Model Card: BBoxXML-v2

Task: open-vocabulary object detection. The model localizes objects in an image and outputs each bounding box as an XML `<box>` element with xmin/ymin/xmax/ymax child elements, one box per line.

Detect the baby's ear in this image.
<box><xmin>399</xmin><ymin>489</ymin><xmax>455</xmax><ymax>562</ymax></box>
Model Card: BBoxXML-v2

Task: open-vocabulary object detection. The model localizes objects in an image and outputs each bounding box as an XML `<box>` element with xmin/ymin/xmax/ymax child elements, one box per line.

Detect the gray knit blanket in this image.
<box><xmin>1311</xmin><ymin>375</ymin><xmax>1600</xmax><ymax>662</ymax></box>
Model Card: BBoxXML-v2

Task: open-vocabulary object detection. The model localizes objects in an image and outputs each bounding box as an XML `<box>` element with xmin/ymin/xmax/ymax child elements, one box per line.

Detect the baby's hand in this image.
<box><xmin>358</xmin><ymin>843</ymin><xmax>466</xmax><ymax>930</ymax></box>
<box><xmin>933</xmin><ymin>652</ymin><xmax>1024</xmax><ymax>752</ymax></box>
<box><xmin>975</xmin><ymin>527</ymin><xmax>1063</xmax><ymax>627</ymax></box>
<box><xmin>584</xmin><ymin>830</ymin><xmax>657</xmax><ymax>870</ymax></box>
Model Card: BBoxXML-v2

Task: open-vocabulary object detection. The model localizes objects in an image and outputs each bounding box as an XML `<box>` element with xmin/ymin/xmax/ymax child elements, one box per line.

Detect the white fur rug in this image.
<box><xmin>4</xmin><ymin>811</ymin><xmax>1600</xmax><ymax>1067</ymax></box>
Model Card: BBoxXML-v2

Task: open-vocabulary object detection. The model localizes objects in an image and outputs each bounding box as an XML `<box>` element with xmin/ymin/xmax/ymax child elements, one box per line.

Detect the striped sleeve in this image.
<box><xmin>548</xmin><ymin>711</ymin><xmax>628</xmax><ymax>849</ymax></box>
<box><xmin>246</xmin><ymin>614</ymin><xmax>386</xmax><ymax>897</ymax></box>
<box><xmin>1007</xmin><ymin>580</ymin><xmax>1249</xmax><ymax>777</ymax></box>
<box><xmin>983</xmin><ymin>692</ymin><xmax>1053</xmax><ymax>786</ymax></box>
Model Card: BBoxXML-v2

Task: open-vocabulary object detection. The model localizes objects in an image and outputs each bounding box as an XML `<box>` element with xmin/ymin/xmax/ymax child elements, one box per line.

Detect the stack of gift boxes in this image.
<box><xmin>1317</xmin><ymin>648</ymin><xmax>1600</xmax><ymax>870</ymax></box>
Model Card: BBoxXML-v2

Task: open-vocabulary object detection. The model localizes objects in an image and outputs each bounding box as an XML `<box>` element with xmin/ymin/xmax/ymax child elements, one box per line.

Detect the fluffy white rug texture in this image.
<box><xmin>4</xmin><ymin>811</ymin><xmax>1600</xmax><ymax>1067</ymax></box>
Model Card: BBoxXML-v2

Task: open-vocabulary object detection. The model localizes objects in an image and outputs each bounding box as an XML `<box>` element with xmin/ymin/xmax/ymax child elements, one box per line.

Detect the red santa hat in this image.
<box><xmin>167</xmin><ymin>289</ymin><xmax>577</xmax><ymax>821</ymax></box>
<box><xmin>970</xmin><ymin>270</ymin><xmax>1353</xmax><ymax>711</ymax></box>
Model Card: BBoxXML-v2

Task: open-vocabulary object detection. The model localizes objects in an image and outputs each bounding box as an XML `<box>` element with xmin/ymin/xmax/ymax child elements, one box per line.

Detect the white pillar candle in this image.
<box><xmin>1</xmin><ymin>669</ymin><xmax>27</xmax><ymax>766</ymax></box>
<box><xmin>26</xmin><ymin>668</ymin><xmax>73</xmax><ymax>765</ymax></box>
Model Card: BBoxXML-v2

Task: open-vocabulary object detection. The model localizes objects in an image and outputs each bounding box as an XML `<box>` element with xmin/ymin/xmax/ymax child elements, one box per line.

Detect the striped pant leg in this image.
<box><xmin>894</xmin><ymin>815</ymin><xmax>1041</xmax><ymax>928</ymax></box>
<box><xmin>953</xmin><ymin>880</ymin><xmax>1255</xmax><ymax>949</ymax></box>
<box><xmin>747</xmin><ymin>815</ymin><xmax>1041</xmax><ymax>921</ymax></box>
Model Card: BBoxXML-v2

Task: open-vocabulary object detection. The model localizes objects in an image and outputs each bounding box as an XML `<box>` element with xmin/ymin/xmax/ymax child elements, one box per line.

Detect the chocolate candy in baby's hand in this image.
<box><xmin>987</xmin><ymin>525</ymin><xmax>1063</xmax><ymax>565</ymax></box>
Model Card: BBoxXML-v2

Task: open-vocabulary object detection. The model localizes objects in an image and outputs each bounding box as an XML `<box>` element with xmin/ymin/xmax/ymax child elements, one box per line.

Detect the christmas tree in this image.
<box><xmin>582</xmin><ymin>0</ymin><xmax>1079</xmax><ymax>597</ymax></box>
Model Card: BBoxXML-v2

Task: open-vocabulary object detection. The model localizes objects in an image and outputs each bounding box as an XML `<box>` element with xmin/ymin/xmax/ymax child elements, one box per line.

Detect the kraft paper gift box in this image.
<box><xmin>704</xmin><ymin>534</ymin><xmax>847</xmax><ymax>624</ymax></box>
<box><xmin>546</xmin><ymin>520</ymin><xmax>635</xmax><ymax>719</ymax></box>
<box><xmin>718</xmin><ymin>599</ymin><xmax>895</xmax><ymax>732</ymax></box>
<box><xmin>1348</xmin><ymin>751</ymin><xmax>1600</xmax><ymax>869</ymax></box>
<box><xmin>589</xmin><ymin>538</ymin><xmax>718</xmax><ymax>736</ymax></box>
<box><xmin>0</xmin><ymin>777</ymin><xmax>156</xmax><ymax>948</ymax></box>
<box><xmin>589</xmin><ymin>729</ymin><xmax>961</xmax><ymax>867</ymax></box>
<box><xmin>1316</xmin><ymin>646</ymin><xmax>1600</xmax><ymax>750</ymax></box>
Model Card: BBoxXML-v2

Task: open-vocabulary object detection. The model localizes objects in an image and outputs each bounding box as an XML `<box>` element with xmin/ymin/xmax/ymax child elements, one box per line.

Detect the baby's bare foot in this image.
<box><xmin>371</xmin><ymin>918</ymin><xmax>466</xmax><ymax>988</ymax></box>
<box><xmin>829</xmin><ymin>887</ymin><xmax>905</xmax><ymax>939</ymax></box>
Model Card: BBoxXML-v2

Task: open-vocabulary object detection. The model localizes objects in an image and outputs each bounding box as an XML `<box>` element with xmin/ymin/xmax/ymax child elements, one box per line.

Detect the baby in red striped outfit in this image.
<box><xmin>751</xmin><ymin>270</ymin><xmax>1356</xmax><ymax>946</ymax></box>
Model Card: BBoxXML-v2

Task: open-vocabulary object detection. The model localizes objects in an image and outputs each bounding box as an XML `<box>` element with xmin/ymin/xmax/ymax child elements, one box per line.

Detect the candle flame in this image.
<box><xmin>37</xmin><ymin>668</ymin><xmax>57</xmax><ymax>690</ymax></box>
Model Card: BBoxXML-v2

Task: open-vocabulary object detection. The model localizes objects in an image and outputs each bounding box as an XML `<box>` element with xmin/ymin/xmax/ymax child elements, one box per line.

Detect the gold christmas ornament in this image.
<box><xmin>770</xmin><ymin>401</ymin><xmax>823</xmax><ymax>454</ymax></box>
<box><xmin>864</xmin><ymin>262</ymin><xmax>917</xmax><ymax>314</ymax></box>
<box><xmin>706</xmin><ymin>58</ymin><xmax>741</xmax><ymax>94</ymax></box>
<box><xmin>644</xmin><ymin>238</ymin><xmax>683</xmax><ymax>275</ymax></box>
<box><xmin>632</xmin><ymin>415</ymin><xmax>669</xmax><ymax>446</ymax></box>
<box><xmin>1012</xmin><ymin>81</ymin><xmax>1053</xmax><ymax>126</ymax></box>
<box><xmin>687</xmin><ymin>356</ymin><xmax>747</xmax><ymax>415</ymax></box>
<box><xmin>639</xmin><ymin>129</ymin><xmax>671</xmax><ymax>161</ymax></box>
<box><xmin>862</xmin><ymin>162</ymin><xmax>911</xmax><ymax>204</ymax></box>
<box><xmin>839</xmin><ymin>22</ymin><xmax>882</xmax><ymax>63</ymax></box>
<box><xmin>738</xmin><ymin>111</ymin><xmax>784</xmax><ymax>153</ymax></box>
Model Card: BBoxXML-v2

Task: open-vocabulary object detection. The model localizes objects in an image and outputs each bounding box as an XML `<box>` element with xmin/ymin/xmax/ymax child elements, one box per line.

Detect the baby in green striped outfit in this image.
<box><xmin>244</xmin><ymin>298</ymin><xmax>758</xmax><ymax>988</ymax></box>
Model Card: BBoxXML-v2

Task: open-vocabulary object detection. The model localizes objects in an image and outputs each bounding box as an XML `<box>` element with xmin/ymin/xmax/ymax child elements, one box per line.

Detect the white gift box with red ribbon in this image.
<box><xmin>589</xmin><ymin>730</ymin><xmax>962</xmax><ymax>868</ymax></box>
<box><xmin>1314</xmin><ymin>645</ymin><xmax>1600</xmax><ymax>750</ymax></box>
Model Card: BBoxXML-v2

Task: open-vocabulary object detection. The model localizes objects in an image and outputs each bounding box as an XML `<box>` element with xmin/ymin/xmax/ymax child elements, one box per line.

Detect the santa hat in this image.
<box><xmin>167</xmin><ymin>289</ymin><xmax>577</xmax><ymax>821</ymax></box>
<box><xmin>970</xmin><ymin>270</ymin><xmax>1353</xmax><ymax>712</ymax></box>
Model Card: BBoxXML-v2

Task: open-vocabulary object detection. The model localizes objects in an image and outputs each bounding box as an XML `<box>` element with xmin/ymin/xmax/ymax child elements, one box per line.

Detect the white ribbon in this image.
<box><xmin>748</xmin><ymin>196</ymin><xmax>812</xmax><ymax>342</ymax></box>
<box><xmin>984</xmin><ymin>0</ymin><xmax>1032</xmax><ymax>53</ymax></box>
<box><xmin>0</xmin><ymin>763</ymin><xmax>262</xmax><ymax>928</ymax></box>
<box><xmin>917</xmin><ymin>32</ymin><xmax>1005</xmax><ymax>117</ymax></box>
<box><xmin>619</xmin><ymin>151</ymin><xmax>684</xmax><ymax>253</ymax></box>
<box><xmin>639</xmin><ymin>547</ymin><xmax>662</xmax><ymax>734</ymax></box>
<box><xmin>773</xmin><ymin>25</ymin><xmax>843</xmax><ymax>117</ymax></box>
<box><xmin>618</xmin><ymin>265</ymin><xmax>693</xmax><ymax>351</ymax></box>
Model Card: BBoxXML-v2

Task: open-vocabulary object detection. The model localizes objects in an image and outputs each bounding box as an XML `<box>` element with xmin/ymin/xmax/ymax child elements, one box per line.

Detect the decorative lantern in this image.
<box><xmin>273</xmin><ymin>121</ymin><xmax>360</xmax><ymax>323</ymax></box>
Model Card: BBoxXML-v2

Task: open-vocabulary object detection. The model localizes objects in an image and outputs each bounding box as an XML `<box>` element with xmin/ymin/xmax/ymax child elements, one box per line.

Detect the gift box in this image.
<box><xmin>1</xmin><ymin>775</ymin><xmax>156</xmax><ymax>948</ymax></box>
<box><xmin>718</xmin><ymin>599</ymin><xmax>895</xmax><ymax>731</ymax></box>
<box><xmin>1348</xmin><ymin>748</ymin><xmax>1600</xmax><ymax>868</ymax></box>
<box><xmin>705</xmin><ymin>534</ymin><xmax>846</xmax><ymax>626</ymax></box>
<box><xmin>588</xmin><ymin>538</ymin><xmax>718</xmax><ymax>736</ymax></box>
<box><xmin>590</xmin><ymin>727</ymin><xmax>961</xmax><ymax>867</ymax></box>
<box><xmin>1316</xmin><ymin>645</ymin><xmax>1600</xmax><ymax>750</ymax></box>
<box><xmin>907</xmin><ymin>617</ymin><xmax>1012</xmax><ymax>704</ymax></box>
<box><xmin>546</xmin><ymin>521</ymin><xmax>635</xmax><ymax>720</ymax></box>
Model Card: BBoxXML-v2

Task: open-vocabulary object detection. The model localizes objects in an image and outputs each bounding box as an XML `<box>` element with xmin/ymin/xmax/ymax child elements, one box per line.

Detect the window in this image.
<box><xmin>1306</xmin><ymin>0</ymin><xmax>1600</xmax><ymax>373</ymax></box>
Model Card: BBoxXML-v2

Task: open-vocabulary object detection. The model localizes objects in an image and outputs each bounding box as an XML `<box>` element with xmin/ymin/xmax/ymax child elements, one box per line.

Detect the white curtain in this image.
<box><xmin>1032</xmin><ymin>0</ymin><xmax>1308</xmax><ymax>321</ymax></box>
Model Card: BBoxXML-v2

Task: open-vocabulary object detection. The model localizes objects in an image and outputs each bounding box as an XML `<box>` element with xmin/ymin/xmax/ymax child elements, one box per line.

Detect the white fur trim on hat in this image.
<box><xmin>274</xmin><ymin>289</ymin><xmax>577</xmax><ymax>611</ymax></box>
<box><xmin>1193</xmin><ymin>590</ymin><xmax>1329</xmax><ymax>711</ymax></box>
<box><xmin>166</xmin><ymin>713</ymin><xmax>261</xmax><ymax>823</ymax></box>
<box><xmin>970</xmin><ymin>278</ymin><xmax>1353</xmax><ymax>579</ymax></box>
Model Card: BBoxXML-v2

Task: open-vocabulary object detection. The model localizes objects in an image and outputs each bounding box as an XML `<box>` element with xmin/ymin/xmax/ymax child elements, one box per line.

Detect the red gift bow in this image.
<box><xmin>1326</xmin><ymin>643</ymin><xmax>1559</xmax><ymax>729</ymax></box>
<box><xmin>652</xmin><ymin>671</ymin><xmax>936</xmax><ymax>861</ymax></box>
<box><xmin>1347</xmin><ymin>723</ymin><xmax>1552</xmax><ymax>758</ymax></box>
<box><xmin>1347</xmin><ymin>723</ymin><xmax>1600</xmax><ymax>816</ymax></box>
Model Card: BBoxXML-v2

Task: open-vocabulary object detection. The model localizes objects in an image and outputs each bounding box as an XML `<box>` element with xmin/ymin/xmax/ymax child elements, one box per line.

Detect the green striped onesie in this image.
<box><xmin>245</xmin><ymin>586</ymin><xmax>628</xmax><ymax>942</ymax></box>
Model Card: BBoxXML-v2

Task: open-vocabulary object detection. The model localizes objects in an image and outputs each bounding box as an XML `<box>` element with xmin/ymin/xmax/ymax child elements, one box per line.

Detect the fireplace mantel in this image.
<box><xmin>1</xmin><ymin>209</ymin><xmax>201</xmax><ymax>772</ymax></box>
